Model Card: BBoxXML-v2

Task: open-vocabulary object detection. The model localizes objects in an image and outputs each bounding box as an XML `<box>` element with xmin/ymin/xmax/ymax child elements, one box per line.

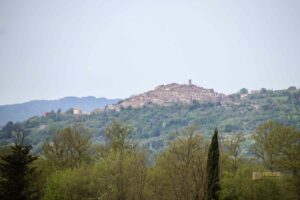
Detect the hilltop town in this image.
<box><xmin>106</xmin><ymin>80</ymin><xmax>230</xmax><ymax>111</ymax></box>
<box><xmin>36</xmin><ymin>82</ymin><xmax>295</xmax><ymax>116</ymax></box>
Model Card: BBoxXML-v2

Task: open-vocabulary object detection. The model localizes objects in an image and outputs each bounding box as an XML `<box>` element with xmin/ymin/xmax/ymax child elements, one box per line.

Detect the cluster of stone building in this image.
<box><xmin>43</xmin><ymin>107</ymin><xmax>102</xmax><ymax>117</ymax></box>
<box><xmin>71</xmin><ymin>108</ymin><xmax>105</xmax><ymax>115</ymax></box>
<box><xmin>106</xmin><ymin>80</ymin><xmax>230</xmax><ymax>111</ymax></box>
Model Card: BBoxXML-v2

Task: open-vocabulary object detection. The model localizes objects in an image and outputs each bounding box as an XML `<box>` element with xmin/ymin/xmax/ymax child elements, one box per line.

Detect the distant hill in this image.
<box><xmin>0</xmin><ymin>96</ymin><xmax>120</xmax><ymax>125</ymax></box>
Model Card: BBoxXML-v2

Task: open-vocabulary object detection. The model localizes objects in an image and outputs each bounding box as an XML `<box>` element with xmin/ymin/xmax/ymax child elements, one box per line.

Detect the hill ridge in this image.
<box><xmin>0</xmin><ymin>96</ymin><xmax>120</xmax><ymax>125</ymax></box>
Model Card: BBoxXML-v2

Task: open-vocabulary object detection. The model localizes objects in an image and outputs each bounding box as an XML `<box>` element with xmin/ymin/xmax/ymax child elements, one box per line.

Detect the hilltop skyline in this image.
<box><xmin>0</xmin><ymin>80</ymin><xmax>296</xmax><ymax>106</ymax></box>
<box><xmin>1</xmin><ymin>0</ymin><xmax>300</xmax><ymax>104</ymax></box>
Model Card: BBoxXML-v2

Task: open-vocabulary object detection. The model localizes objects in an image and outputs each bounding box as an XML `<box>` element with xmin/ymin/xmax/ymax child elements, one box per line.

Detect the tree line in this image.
<box><xmin>0</xmin><ymin>120</ymin><xmax>299</xmax><ymax>200</ymax></box>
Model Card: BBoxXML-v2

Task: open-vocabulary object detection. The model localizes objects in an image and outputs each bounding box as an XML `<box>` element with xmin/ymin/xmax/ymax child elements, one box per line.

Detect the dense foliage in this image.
<box><xmin>1</xmin><ymin>120</ymin><xmax>299</xmax><ymax>200</ymax></box>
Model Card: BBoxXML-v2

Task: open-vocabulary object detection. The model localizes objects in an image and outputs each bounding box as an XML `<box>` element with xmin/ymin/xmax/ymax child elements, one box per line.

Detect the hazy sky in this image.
<box><xmin>1</xmin><ymin>0</ymin><xmax>300</xmax><ymax>105</ymax></box>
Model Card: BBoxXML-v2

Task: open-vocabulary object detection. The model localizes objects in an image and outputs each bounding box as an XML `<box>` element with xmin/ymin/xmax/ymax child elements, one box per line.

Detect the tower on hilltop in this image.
<box><xmin>189</xmin><ymin>79</ymin><xmax>192</xmax><ymax>86</ymax></box>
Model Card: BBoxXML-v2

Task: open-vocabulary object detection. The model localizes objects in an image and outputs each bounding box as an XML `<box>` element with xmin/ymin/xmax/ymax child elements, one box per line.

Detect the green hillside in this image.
<box><xmin>1</xmin><ymin>87</ymin><xmax>300</xmax><ymax>153</ymax></box>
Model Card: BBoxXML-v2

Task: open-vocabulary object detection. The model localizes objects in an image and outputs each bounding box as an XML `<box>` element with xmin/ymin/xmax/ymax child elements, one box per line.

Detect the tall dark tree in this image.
<box><xmin>207</xmin><ymin>128</ymin><xmax>220</xmax><ymax>200</ymax></box>
<box><xmin>0</xmin><ymin>133</ymin><xmax>38</xmax><ymax>200</ymax></box>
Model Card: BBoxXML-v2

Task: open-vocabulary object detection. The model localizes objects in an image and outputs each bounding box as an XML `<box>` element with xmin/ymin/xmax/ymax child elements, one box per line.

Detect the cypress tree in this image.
<box><xmin>206</xmin><ymin>128</ymin><xmax>220</xmax><ymax>200</ymax></box>
<box><xmin>0</xmin><ymin>135</ymin><xmax>37</xmax><ymax>200</ymax></box>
